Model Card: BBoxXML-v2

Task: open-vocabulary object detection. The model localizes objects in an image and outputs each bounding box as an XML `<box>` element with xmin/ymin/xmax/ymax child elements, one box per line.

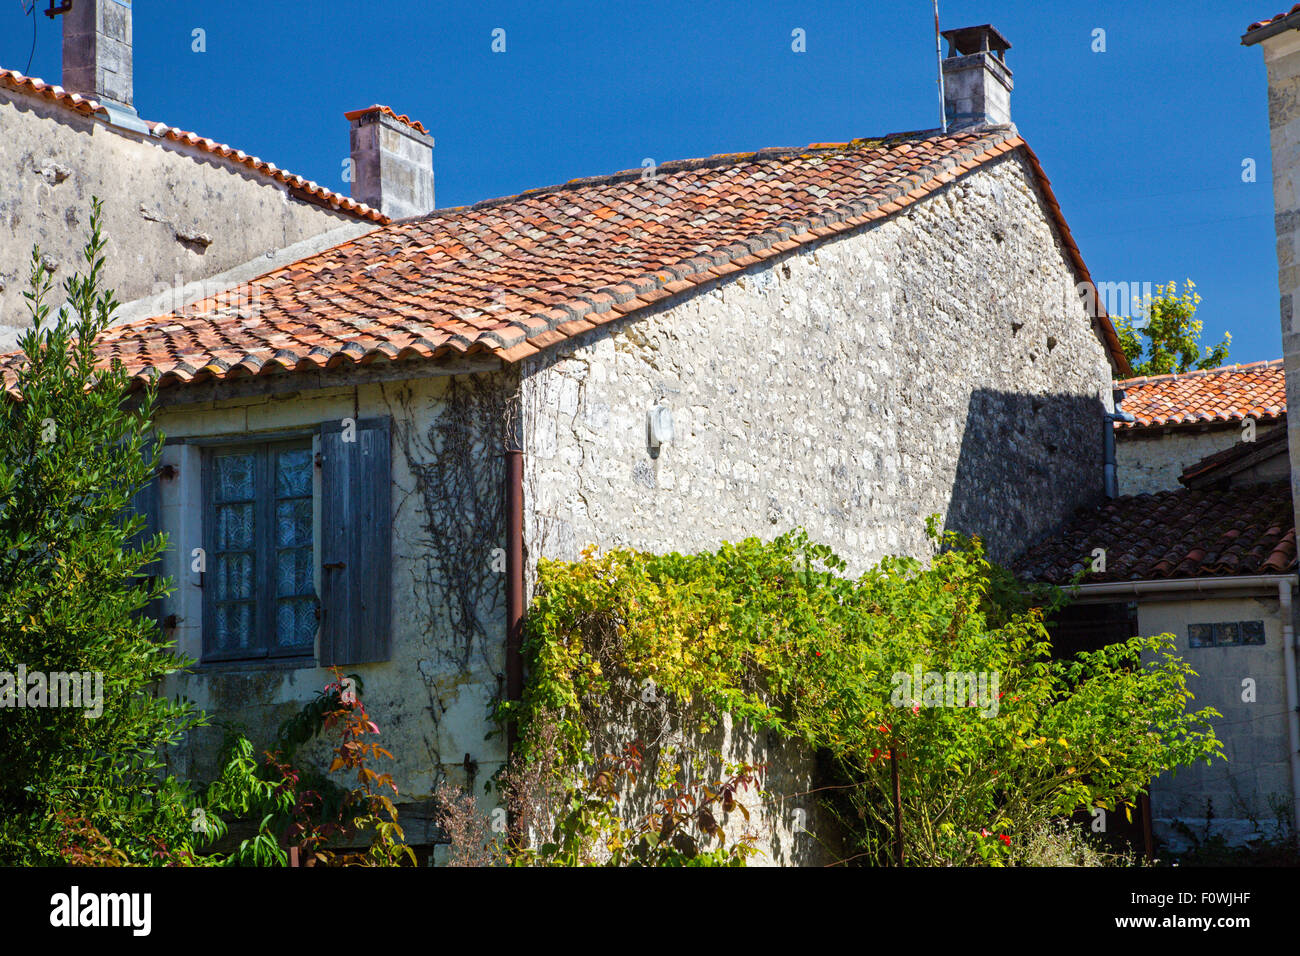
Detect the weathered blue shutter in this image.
<box><xmin>130</xmin><ymin>457</ymin><xmax>164</xmax><ymax>627</ymax></box>
<box><xmin>319</xmin><ymin>417</ymin><xmax>392</xmax><ymax>664</ymax></box>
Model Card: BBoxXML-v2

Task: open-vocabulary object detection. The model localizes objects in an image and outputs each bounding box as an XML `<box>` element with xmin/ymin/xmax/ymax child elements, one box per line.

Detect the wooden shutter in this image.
<box><xmin>129</xmin><ymin>453</ymin><xmax>164</xmax><ymax>627</ymax></box>
<box><xmin>319</xmin><ymin>417</ymin><xmax>392</xmax><ymax>665</ymax></box>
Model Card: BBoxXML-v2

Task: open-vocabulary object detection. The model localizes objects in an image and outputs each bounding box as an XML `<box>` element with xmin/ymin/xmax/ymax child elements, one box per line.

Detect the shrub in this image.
<box><xmin>499</xmin><ymin>523</ymin><xmax>1222</xmax><ymax>866</ymax></box>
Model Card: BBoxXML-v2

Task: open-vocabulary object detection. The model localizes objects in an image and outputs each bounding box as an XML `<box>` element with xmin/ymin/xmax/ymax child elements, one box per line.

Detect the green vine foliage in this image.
<box><xmin>504</xmin><ymin>522</ymin><xmax>1224</xmax><ymax>866</ymax></box>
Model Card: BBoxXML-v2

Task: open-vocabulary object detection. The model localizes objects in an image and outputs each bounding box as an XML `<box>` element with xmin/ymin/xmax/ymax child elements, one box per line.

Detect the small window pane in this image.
<box><xmin>1241</xmin><ymin>621</ymin><xmax>1266</xmax><ymax>645</ymax></box>
<box><xmin>1213</xmin><ymin>622</ymin><xmax>1241</xmax><ymax>646</ymax></box>
<box><xmin>276</xmin><ymin>546</ymin><xmax>313</xmax><ymax>597</ymax></box>
<box><xmin>275</xmin><ymin>499</ymin><xmax>312</xmax><ymax>548</ymax></box>
<box><xmin>215</xmin><ymin>552</ymin><xmax>255</xmax><ymax>601</ymax></box>
<box><xmin>276</xmin><ymin>447</ymin><xmax>313</xmax><ymax>498</ymax></box>
<box><xmin>215</xmin><ymin>453</ymin><xmax>255</xmax><ymax>502</ymax></box>
<box><xmin>1188</xmin><ymin>623</ymin><xmax>1213</xmax><ymax>647</ymax></box>
<box><xmin>217</xmin><ymin>502</ymin><xmax>255</xmax><ymax>551</ymax></box>
<box><xmin>276</xmin><ymin>597</ymin><xmax>316</xmax><ymax>649</ymax></box>
<box><xmin>214</xmin><ymin>602</ymin><xmax>255</xmax><ymax>654</ymax></box>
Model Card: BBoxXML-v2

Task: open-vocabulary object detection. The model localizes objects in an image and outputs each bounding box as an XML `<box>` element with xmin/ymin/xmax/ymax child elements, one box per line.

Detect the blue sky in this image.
<box><xmin>3</xmin><ymin>0</ymin><xmax>1282</xmax><ymax>365</ymax></box>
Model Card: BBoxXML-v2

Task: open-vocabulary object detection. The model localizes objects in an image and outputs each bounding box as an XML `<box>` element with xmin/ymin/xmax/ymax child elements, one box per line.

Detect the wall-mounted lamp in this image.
<box><xmin>647</xmin><ymin>405</ymin><xmax>674</xmax><ymax>455</ymax></box>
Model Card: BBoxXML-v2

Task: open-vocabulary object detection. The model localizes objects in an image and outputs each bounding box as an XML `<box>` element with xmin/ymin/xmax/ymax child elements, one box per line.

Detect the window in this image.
<box><xmin>203</xmin><ymin>439</ymin><xmax>317</xmax><ymax>661</ymax></box>
<box><xmin>1188</xmin><ymin>620</ymin><xmax>1266</xmax><ymax>648</ymax></box>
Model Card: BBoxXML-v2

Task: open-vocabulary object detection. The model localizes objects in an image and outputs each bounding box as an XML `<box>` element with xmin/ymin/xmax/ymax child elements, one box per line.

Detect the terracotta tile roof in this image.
<box><xmin>1247</xmin><ymin>5</ymin><xmax>1300</xmax><ymax>33</ymax></box>
<box><xmin>0</xmin><ymin>67</ymin><xmax>103</xmax><ymax>115</ymax></box>
<box><xmin>0</xmin><ymin>68</ymin><xmax>387</xmax><ymax>224</ymax></box>
<box><xmin>343</xmin><ymin>104</ymin><xmax>429</xmax><ymax>136</ymax></box>
<box><xmin>1115</xmin><ymin>360</ymin><xmax>1286</xmax><ymax>429</ymax></box>
<box><xmin>1180</xmin><ymin>426</ymin><xmax>1289</xmax><ymax>488</ymax></box>
<box><xmin>0</xmin><ymin>125</ymin><xmax>1130</xmax><ymax>393</ymax></box>
<box><xmin>1015</xmin><ymin>482</ymin><xmax>1298</xmax><ymax>584</ymax></box>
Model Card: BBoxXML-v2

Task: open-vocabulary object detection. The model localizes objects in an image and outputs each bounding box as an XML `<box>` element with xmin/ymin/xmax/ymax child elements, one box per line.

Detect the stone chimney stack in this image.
<box><xmin>62</xmin><ymin>0</ymin><xmax>134</xmax><ymax>110</ymax></box>
<box><xmin>345</xmin><ymin>106</ymin><xmax>436</xmax><ymax>220</ymax></box>
<box><xmin>940</xmin><ymin>24</ymin><xmax>1014</xmax><ymax>131</ymax></box>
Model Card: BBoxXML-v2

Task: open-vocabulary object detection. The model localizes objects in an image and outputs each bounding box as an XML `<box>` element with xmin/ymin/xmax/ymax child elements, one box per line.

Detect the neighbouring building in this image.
<box><xmin>0</xmin><ymin>0</ymin><xmax>439</xmax><ymax>348</ymax></box>
<box><xmin>1246</xmin><ymin>8</ymin><xmax>1300</xmax><ymax>533</ymax></box>
<box><xmin>3</xmin><ymin>21</ymin><xmax>1134</xmax><ymax>863</ymax></box>
<box><xmin>1020</xmin><ymin>356</ymin><xmax>1299</xmax><ymax>852</ymax></box>
<box><xmin>1114</xmin><ymin>361</ymin><xmax>1286</xmax><ymax>496</ymax></box>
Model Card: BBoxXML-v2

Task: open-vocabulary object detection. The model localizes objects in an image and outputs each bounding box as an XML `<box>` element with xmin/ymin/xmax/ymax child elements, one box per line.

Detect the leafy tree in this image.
<box><xmin>0</xmin><ymin>201</ymin><xmax>205</xmax><ymax>863</ymax></box>
<box><xmin>1115</xmin><ymin>280</ymin><xmax>1230</xmax><ymax>376</ymax></box>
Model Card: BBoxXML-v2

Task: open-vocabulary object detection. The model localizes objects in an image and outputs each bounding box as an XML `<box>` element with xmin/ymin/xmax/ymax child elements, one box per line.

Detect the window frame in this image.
<box><xmin>201</xmin><ymin>436</ymin><xmax>317</xmax><ymax>664</ymax></box>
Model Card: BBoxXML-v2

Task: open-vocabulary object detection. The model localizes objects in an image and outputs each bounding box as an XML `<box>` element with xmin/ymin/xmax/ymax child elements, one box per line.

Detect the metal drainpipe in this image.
<box><xmin>1279</xmin><ymin>577</ymin><xmax>1300</xmax><ymax>836</ymax></box>
<box><xmin>505</xmin><ymin>446</ymin><xmax>525</xmax><ymax>761</ymax></box>
<box><xmin>1104</xmin><ymin>387</ymin><xmax>1135</xmax><ymax>498</ymax></box>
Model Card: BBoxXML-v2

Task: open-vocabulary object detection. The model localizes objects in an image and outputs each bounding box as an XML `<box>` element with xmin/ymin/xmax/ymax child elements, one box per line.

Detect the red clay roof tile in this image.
<box><xmin>1247</xmin><ymin>5</ymin><xmax>1300</xmax><ymax>31</ymax></box>
<box><xmin>1115</xmin><ymin>360</ymin><xmax>1286</xmax><ymax>429</ymax></box>
<box><xmin>0</xmin><ymin>126</ymin><xmax>1131</xmax><ymax>392</ymax></box>
<box><xmin>342</xmin><ymin>104</ymin><xmax>429</xmax><ymax>136</ymax></box>
<box><xmin>1016</xmin><ymin>482</ymin><xmax>1298</xmax><ymax>583</ymax></box>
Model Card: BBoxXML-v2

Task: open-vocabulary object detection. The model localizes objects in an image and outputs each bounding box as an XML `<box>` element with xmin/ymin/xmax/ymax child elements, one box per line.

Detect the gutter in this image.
<box><xmin>1103</xmin><ymin>387</ymin><xmax>1136</xmax><ymax>498</ymax></box>
<box><xmin>1243</xmin><ymin>13</ymin><xmax>1300</xmax><ymax>46</ymax></box>
<box><xmin>1065</xmin><ymin>573</ymin><xmax>1297</xmax><ymax>602</ymax></box>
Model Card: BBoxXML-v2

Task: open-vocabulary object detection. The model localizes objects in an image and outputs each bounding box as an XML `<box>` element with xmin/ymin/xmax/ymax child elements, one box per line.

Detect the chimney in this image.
<box><xmin>345</xmin><ymin>106</ymin><xmax>435</xmax><ymax>220</ymax></box>
<box><xmin>63</xmin><ymin>0</ymin><xmax>133</xmax><ymax>109</ymax></box>
<box><xmin>940</xmin><ymin>24</ymin><xmax>1014</xmax><ymax>131</ymax></box>
<box><xmin>61</xmin><ymin>0</ymin><xmax>149</xmax><ymax>133</ymax></box>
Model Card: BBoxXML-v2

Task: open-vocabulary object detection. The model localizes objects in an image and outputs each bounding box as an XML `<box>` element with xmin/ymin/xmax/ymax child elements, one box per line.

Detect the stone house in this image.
<box><xmin>2</xmin><ymin>19</ymin><xmax>1135</xmax><ymax>863</ymax></box>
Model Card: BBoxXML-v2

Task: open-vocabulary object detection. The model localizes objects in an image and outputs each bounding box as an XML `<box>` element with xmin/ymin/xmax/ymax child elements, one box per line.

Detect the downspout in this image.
<box><xmin>1104</xmin><ymin>387</ymin><xmax>1135</xmax><ymax>498</ymax></box>
<box><xmin>1280</xmin><ymin>577</ymin><xmax>1300</xmax><ymax>836</ymax></box>
<box><xmin>505</xmin><ymin>445</ymin><xmax>524</xmax><ymax>760</ymax></box>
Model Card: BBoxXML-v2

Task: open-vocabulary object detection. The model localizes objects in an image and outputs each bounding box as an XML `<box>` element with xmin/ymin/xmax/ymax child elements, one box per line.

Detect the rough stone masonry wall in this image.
<box><xmin>0</xmin><ymin>87</ymin><xmax>368</xmax><ymax>348</ymax></box>
<box><xmin>1116</xmin><ymin>422</ymin><xmax>1281</xmax><ymax>496</ymax></box>
<box><xmin>1259</xmin><ymin>31</ymin><xmax>1300</xmax><ymax>548</ymax></box>
<box><xmin>521</xmin><ymin>151</ymin><xmax>1112</xmax><ymax>573</ymax></box>
<box><xmin>520</xmin><ymin>150</ymin><xmax>1115</xmax><ymax>864</ymax></box>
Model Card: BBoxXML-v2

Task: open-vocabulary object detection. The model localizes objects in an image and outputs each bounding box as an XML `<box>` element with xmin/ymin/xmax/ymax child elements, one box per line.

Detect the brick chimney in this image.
<box><xmin>345</xmin><ymin>106</ymin><xmax>435</xmax><ymax>220</ymax></box>
<box><xmin>940</xmin><ymin>24</ymin><xmax>1014</xmax><ymax>131</ymax></box>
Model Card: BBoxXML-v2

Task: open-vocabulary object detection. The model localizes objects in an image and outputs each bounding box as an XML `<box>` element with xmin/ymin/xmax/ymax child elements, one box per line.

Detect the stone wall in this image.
<box><xmin>519</xmin><ymin>149</ymin><xmax>1116</xmax><ymax>863</ymax></box>
<box><xmin>0</xmin><ymin>86</ymin><xmax>370</xmax><ymax>347</ymax></box>
<box><xmin>520</xmin><ymin>151</ymin><xmax>1114</xmax><ymax>575</ymax></box>
<box><xmin>1116</xmin><ymin>423</ymin><xmax>1281</xmax><ymax>496</ymax></box>
<box><xmin>1255</xmin><ymin>30</ymin><xmax>1300</xmax><ymax>554</ymax></box>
